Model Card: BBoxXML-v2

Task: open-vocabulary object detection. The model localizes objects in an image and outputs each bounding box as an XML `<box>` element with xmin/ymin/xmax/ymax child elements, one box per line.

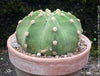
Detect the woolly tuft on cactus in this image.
<box><xmin>16</xmin><ymin>9</ymin><xmax>83</xmax><ymax>56</ymax></box>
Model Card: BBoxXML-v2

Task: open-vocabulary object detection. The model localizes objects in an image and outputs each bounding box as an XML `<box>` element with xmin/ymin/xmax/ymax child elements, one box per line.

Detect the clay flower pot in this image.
<box><xmin>7</xmin><ymin>33</ymin><xmax>91</xmax><ymax>76</ymax></box>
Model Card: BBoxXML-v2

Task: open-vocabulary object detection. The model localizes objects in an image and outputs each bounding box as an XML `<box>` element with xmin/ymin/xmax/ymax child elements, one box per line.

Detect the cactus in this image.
<box><xmin>16</xmin><ymin>9</ymin><xmax>83</xmax><ymax>56</ymax></box>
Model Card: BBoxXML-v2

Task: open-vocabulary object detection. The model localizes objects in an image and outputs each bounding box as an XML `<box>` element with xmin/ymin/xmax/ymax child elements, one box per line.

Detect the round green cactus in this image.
<box><xmin>16</xmin><ymin>9</ymin><xmax>83</xmax><ymax>56</ymax></box>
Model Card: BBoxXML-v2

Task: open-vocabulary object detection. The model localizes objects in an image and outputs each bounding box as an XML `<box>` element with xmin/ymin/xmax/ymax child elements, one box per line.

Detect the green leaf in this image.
<box><xmin>94</xmin><ymin>38</ymin><xmax>96</xmax><ymax>41</ymax></box>
<box><xmin>91</xmin><ymin>41</ymin><xmax>93</xmax><ymax>44</ymax></box>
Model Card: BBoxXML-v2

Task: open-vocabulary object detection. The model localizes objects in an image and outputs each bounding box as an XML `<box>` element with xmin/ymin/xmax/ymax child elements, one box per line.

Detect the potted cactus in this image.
<box><xmin>7</xmin><ymin>9</ymin><xmax>91</xmax><ymax>76</ymax></box>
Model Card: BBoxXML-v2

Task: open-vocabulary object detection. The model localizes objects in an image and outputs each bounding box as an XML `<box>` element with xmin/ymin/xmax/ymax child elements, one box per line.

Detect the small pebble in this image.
<box><xmin>78</xmin><ymin>46</ymin><xmax>86</xmax><ymax>52</ymax></box>
<box><xmin>12</xmin><ymin>43</ymin><xmax>20</xmax><ymax>48</ymax></box>
<box><xmin>86</xmin><ymin>72</ymin><xmax>91</xmax><ymax>76</ymax></box>
<box><xmin>37</xmin><ymin>53</ymin><xmax>41</xmax><ymax>56</ymax></box>
<box><xmin>81</xmin><ymin>72</ymin><xmax>84</xmax><ymax>74</ymax></box>
<box><xmin>25</xmin><ymin>53</ymin><xmax>29</xmax><ymax>55</ymax></box>
<box><xmin>84</xmin><ymin>43</ymin><xmax>87</xmax><ymax>46</ymax></box>
<box><xmin>73</xmin><ymin>52</ymin><xmax>77</xmax><ymax>55</ymax></box>
<box><xmin>5</xmin><ymin>69</ymin><xmax>12</xmax><ymax>73</ymax></box>
<box><xmin>23</xmin><ymin>52</ymin><xmax>26</xmax><ymax>54</ymax></box>
<box><xmin>67</xmin><ymin>53</ymin><xmax>74</xmax><ymax>57</ymax></box>
<box><xmin>55</xmin><ymin>55</ymin><xmax>59</xmax><ymax>58</ymax></box>
<box><xmin>83</xmin><ymin>65</ymin><xmax>89</xmax><ymax>70</ymax></box>
<box><xmin>27</xmin><ymin>53</ymin><xmax>31</xmax><ymax>56</ymax></box>
<box><xmin>80</xmin><ymin>43</ymin><xmax>84</xmax><ymax>46</ymax></box>
<box><xmin>17</xmin><ymin>48</ymin><xmax>21</xmax><ymax>52</ymax></box>
<box><xmin>64</xmin><ymin>55</ymin><xmax>67</xmax><ymax>58</ymax></box>
<box><xmin>61</xmin><ymin>55</ymin><xmax>64</xmax><ymax>58</ymax></box>
<box><xmin>91</xmin><ymin>68</ymin><xmax>98</xmax><ymax>72</ymax></box>
<box><xmin>31</xmin><ymin>54</ymin><xmax>36</xmax><ymax>57</ymax></box>
<box><xmin>75</xmin><ymin>48</ymin><xmax>78</xmax><ymax>52</ymax></box>
<box><xmin>22</xmin><ymin>50</ymin><xmax>25</xmax><ymax>53</ymax></box>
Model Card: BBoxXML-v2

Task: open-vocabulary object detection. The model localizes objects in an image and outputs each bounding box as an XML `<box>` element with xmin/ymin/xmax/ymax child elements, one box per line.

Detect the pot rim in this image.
<box><xmin>7</xmin><ymin>33</ymin><xmax>91</xmax><ymax>63</ymax></box>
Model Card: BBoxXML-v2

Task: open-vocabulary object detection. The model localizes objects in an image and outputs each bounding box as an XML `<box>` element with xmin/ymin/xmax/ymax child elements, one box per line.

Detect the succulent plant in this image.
<box><xmin>16</xmin><ymin>9</ymin><xmax>83</xmax><ymax>56</ymax></box>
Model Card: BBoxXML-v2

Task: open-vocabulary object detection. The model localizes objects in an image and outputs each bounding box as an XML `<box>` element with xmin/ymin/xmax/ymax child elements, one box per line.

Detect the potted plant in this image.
<box><xmin>7</xmin><ymin>9</ymin><xmax>91</xmax><ymax>76</ymax></box>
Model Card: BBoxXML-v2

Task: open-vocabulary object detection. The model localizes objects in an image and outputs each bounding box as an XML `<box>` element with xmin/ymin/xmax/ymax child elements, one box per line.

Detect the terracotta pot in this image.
<box><xmin>7</xmin><ymin>33</ymin><xmax>91</xmax><ymax>76</ymax></box>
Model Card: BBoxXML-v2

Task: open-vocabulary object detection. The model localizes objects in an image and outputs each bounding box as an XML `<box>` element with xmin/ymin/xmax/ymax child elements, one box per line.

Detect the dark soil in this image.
<box><xmin>0</xmin><ymin>50</ymin><xmax>100</xmax><ymax>76</ymax></box>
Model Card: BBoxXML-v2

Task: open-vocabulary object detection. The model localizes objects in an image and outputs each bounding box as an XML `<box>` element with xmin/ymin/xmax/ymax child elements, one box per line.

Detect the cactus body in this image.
<box><xmin>16</xmin><ymin>9</ymin><xmax>82</xmax><ymax>55</ymax></box>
